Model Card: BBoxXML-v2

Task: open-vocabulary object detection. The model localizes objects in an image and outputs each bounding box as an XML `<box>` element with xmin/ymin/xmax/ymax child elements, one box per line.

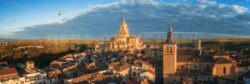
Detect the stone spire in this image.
<box><xmin>166</xmin><ymin>23</ymin><xmax>175</xmax><ymax>44</ymax></box>
<box><xmin>119</xmin><ymin>18</ymin><xmax>130</xmax><ymax>38</ymax></box>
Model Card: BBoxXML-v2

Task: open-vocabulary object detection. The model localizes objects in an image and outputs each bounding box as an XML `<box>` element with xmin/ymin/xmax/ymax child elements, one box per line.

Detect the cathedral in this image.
<box><xmin>108</xmin><ymin>19</ymin><xmax>145</xmax><ymax>51</ymax></box>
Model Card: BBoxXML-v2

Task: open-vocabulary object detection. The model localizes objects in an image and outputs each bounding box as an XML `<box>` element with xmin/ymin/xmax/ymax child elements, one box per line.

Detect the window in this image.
<box><xmin>170</xmin><ymin>47</ymin><xmax>173</xmax><ymax>54</ymax></box>
<box><xmin>181</xmin><ymin>65</ymin><xmax>184</xmax><ymax>70</ymax></box>
<box><xmin>194</xmin><ymin>65</ymin><xmax>197</xmax><ymax>70</ymax></box>
<box><xmin>166</xmin><ymin>46</ymin><xmax>169</xmax><ymax>53</ymax></box>
<box><xmin>133</xmin><ymin>72</ymin><xmax>136</xmax><ymax>77</ymax></box>
<box><xmin>223</xmin><ymin>67</ymin><xmax>226</xmax><ymax>74</ymax></box>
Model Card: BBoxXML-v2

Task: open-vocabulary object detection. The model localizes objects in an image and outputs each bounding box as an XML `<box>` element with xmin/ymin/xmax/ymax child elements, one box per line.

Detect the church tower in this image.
<box><xmin>118</xmin><ymin>18</ymin><xmax>130</xmax><ymax>38</ymax></box>
<box><xmin>163</xmin><ymin>23</ymin><xmax>177</xmax><ymax>84</ymax></box>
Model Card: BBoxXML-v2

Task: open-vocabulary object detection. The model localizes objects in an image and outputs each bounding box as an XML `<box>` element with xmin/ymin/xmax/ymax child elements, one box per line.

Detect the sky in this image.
<box><xmin>0</xmin><ymin>0</ymin><xmax>117</xmax><ymax>35</ymax></box>
<box><xmin>0</xmin><ymin>0</ymin><xmax>250</xmax><ymax>39</ymax></box>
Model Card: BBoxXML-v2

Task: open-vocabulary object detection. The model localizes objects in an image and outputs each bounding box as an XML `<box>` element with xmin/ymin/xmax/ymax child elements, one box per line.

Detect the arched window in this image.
<box><xmin>166</xmin><ymin>46</ymin><xmax>169</xmax><ymax>53</ymax></box>
<box><xmin>223</xmin><ymin>67</ymin><xmax>226</xmax><ymax>74</ymax></box>
<box><xmin>170</xmin><ymin>46</ymin><xmax>173</xmax><ymax>54</ymax></box>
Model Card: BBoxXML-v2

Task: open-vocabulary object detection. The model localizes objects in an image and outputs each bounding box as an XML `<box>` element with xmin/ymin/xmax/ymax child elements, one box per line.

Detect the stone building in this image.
<box><xmin>163</xmin><ymin>24</ymin><xmax>177</xmax><ymax>84</ymax></box>
<box><xmin>212</xmin><ymin>57</ymin><xmax>234</xmax><ymax>76</ymax></box>
<box><xmin>0</xmin><ymin>68</ymin><xmax>19</xmax><ymax>84</ymax></box>
<box><xmin>108</xmin><ymin>19</ymin><xmax>145</xmax><ymax>52</ymax></box>
<box><xmin>161</xmin><ymin>24</ymin><xmax>214</xmax><ymax>84</ymax></box>
<box><xmin>26</xmin><ymin>60</ymin><xmax>35</xmax><ymax>69</ymax></box>
<box><xmin>162</xmin><ymin>24</ymin><xmax>245</xmax><ymax>84</ymax></box>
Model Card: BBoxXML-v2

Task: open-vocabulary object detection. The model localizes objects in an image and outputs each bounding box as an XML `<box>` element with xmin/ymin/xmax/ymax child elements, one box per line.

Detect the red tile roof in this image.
<box><xmin>0</xmin><ymin>68</ymin><xmax>17</xmax><ymax>76</ymax></box>
<box><xmin>148</xmin><ymin>69</ymin><xmax>155</xmax><ymax>75</ymax></box>
<box><xmin>0</xmin><ymin>61</ymin><xmax>8</xmax><ymax>65</ymax></box>
<box><xmin>128</xmin><ymin>79</ymin><xmax>139</xmax><ymax>84</ymax></box>
<box><xmin>215</xmin><ymin>57</ymin><xmax>232</xmax><ymax>64</ymax></box>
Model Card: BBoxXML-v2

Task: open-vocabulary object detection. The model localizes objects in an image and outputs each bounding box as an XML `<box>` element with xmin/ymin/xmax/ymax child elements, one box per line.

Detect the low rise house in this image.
<box><xmin>109</xmin><ymin>61</ymin><xmax>130</xmax><ymax>77</ymax></box>
<box><xmin>0</xmin><ymin>68</ymin><xmax>19</xmax><ymax>84</ymax></box>
<box><xmin>43</xmin><ymin>65</ymin><xmax>63</xmax><ymax>84</ymax></box>
<box><xmin>23</xmin><ymin>68</ymin><xmax>47</xmax><ymax>84</ymax></box>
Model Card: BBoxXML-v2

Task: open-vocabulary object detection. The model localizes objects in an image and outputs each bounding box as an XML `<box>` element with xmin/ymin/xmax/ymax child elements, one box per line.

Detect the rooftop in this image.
<box><xmin>175</xmin><ymin>70</ymin><xmax>212</xmax><ymax>76</ymax></box>
<box><xmin>177</xmin><ymin>55</ymin><xmax>195</xmax><ymax>62</ymax></box>
<box><xmin>47</xmin><ymin>69</ymin><xmax>62</xmax><ymax>78</ymax></box>
<box><xmin>215</xmin><ymin>57</ymin><xmax>233</xmax><ymax>64</ymax></box>
<box><xmin>110</xmin><ymin>61</ymin><xmax>129</xmax><ymax>72</ymax></box>
<box><xmin>70</xmin><ymin>72</ymin><xmax>114</xmax><ymax>83</ymax></box>
<box><xmin>214</xmin><ymin>50</ymin><xmax>231</xmax><ymax>56</ymax></box>
<box><xmin>0</xmin><ymin>68</ymin><xmax>17</xmax><ymax>77</ymax></box>
<box><xmin>0</xmin><ymin>61</ymin><xmax>8</xmax><ymax>65</ymax></box>
<box><xmin>25</xmin><ymin>68</ymin><xmax>45</xmax><ymax>74</ymax></box>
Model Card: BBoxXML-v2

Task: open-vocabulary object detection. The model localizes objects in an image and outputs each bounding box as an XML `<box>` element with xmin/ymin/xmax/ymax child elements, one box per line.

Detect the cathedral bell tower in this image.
<box><xmin>163</xmin><ymin>23</ymin><xmax>177</xmax><ymax>84</ymax></box>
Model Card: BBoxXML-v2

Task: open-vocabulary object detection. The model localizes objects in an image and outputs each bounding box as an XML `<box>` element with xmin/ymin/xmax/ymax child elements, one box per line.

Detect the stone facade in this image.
<box><xmin>163</xmin><ymin>24</ymin><xmax>177</xmax><ymax>84</ymax></box>
<box><xmin>212</xmin><ymin>57</ymin><xmax>234</xmax><ymax>76</ymax></box>
<box><xmin>26</xmin><ymin>60</ymin><xmax>35</xmax><ymax>69</ymax></box>
<box><xmin>108</xmin><ymin>19</ymin><xmax>145</xmax><ymax>51</ymax></box>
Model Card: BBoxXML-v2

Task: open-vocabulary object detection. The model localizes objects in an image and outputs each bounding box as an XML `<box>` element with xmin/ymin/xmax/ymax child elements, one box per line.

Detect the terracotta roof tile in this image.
<box><xmin>215</xmin><ymin>57</ymin><xmax>232</xmax><ymax>64</ymax></box>
<box><xmin>0</xmin><ymin>61</ymin><xmax>8</xmax><ymax>65</ymax></box>
<box><xmin>0</xmin><ymin>68</ymin><xmax>17</xmax><ymax>76</ymax></box>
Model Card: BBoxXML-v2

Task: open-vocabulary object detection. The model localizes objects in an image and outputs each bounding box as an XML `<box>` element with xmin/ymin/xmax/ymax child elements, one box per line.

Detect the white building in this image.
<box><xmin>24</xmin><ymin>68</ymin><xmax>47</xmax><ymax>84</ymax></box>
<box><xmin>0</xmin><ymin>68</ymin><xmax>20</xmax><ymax>84</ymax></box>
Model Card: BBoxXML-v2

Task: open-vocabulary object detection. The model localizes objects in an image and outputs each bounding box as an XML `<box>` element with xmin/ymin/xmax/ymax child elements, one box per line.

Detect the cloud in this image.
<box><xmin>219</xmin><ymin>4</ymin><xmax>247</xmax><ymax>14</ymax></box>
<box><xmin>197</xmin><ymin>0</ymin><xmax>217</xmax><ymax>9</ymax></box>
<box><xmin>4</xmin><ymin>0</ymin><xmax>250</xmax><ymax>39</ymax></box>
<box><xmin>231</xmin><ymin>5</ymin><xmax>247</xmax><ymax>13</ymax></box>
